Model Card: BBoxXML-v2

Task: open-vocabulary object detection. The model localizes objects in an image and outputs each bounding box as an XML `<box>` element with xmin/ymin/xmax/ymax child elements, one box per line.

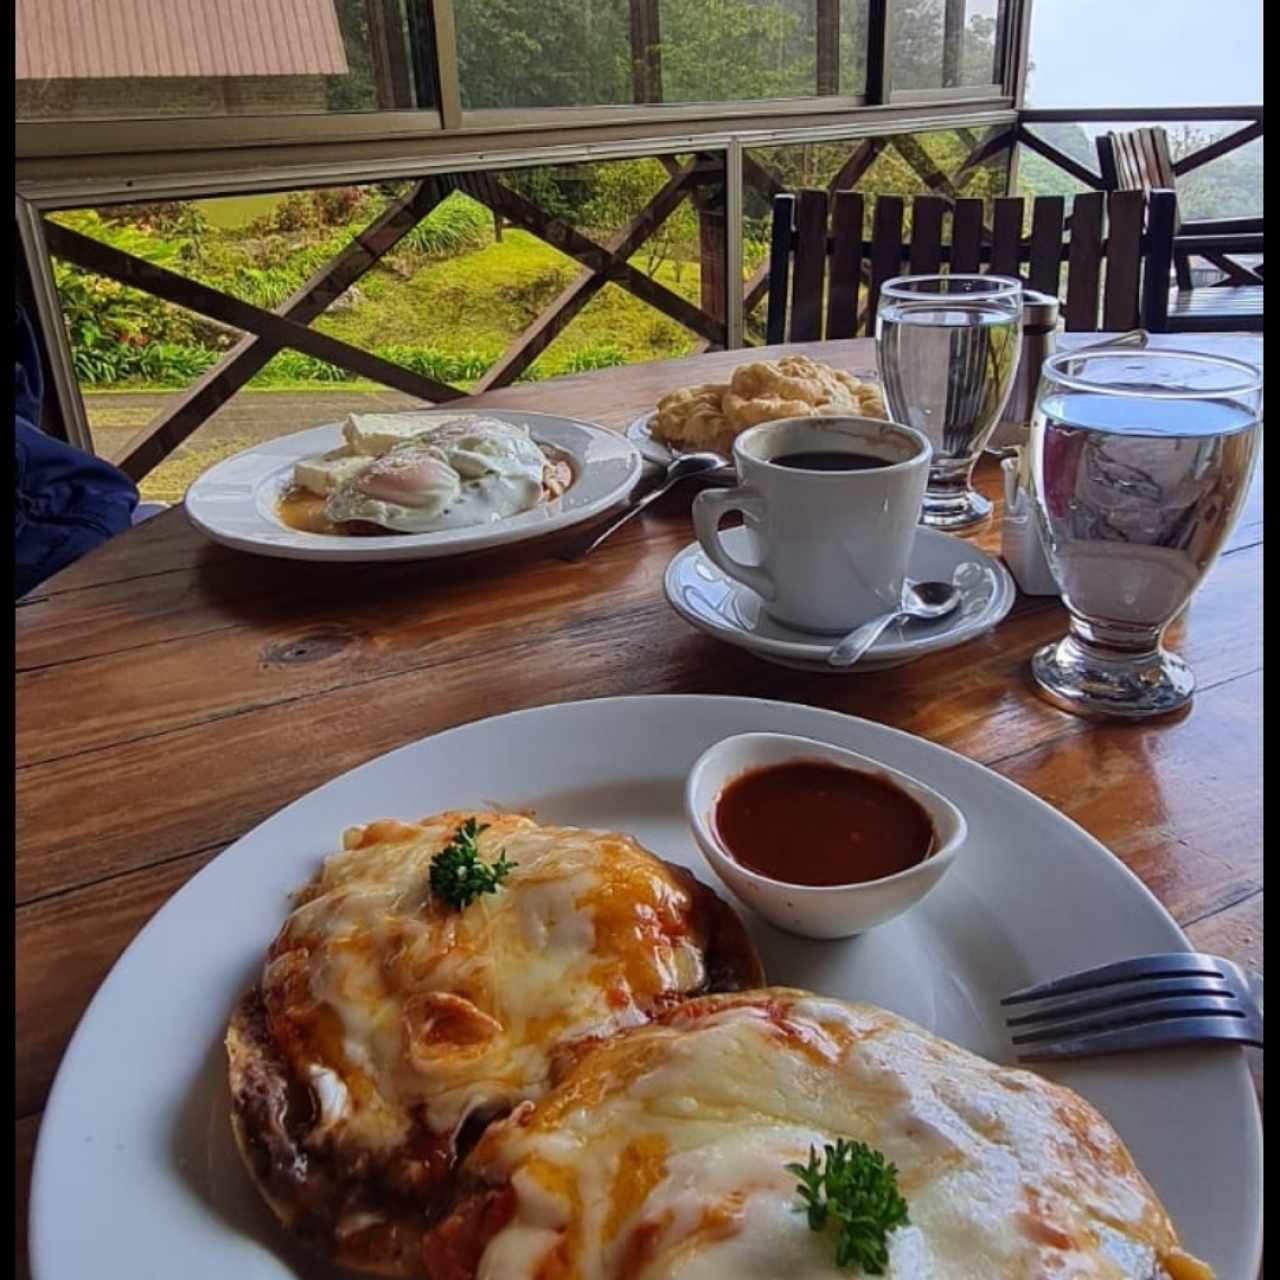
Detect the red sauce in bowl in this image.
<box><xmin>713</xmin><ymin>760</ymin><xmax>934</xmax><ymax>887</ymax></box>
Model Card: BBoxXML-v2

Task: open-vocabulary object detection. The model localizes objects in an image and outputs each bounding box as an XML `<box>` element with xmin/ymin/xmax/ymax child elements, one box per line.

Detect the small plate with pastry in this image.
<box><xmin>185</xmin><ymin>409</ymin><xmax>643</xmax><ymax>562</ymax></box>
<box><xmin>629</xmin><ymin>355</ymin><xmax>887</xmax><ymax>465</ymax></box>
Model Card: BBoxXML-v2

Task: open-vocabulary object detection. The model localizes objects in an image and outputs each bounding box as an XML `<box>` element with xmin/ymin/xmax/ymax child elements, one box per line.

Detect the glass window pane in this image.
<box><xmin>456</xmin><ymin>0</ymin><xmax>869</xmax><ymax>111</ymax></box>
<box><xmin>1025</xmin><ymin>0</ymin><xmax>1262</xmax><ymax>108</ymax></box>
<box><xmin>16</xmin><ymin>0</ymin><xmax>431</xmax><ymax>122</ymax></box>
<box><xmin>455</xmin><ymin>0</ymin><xmax>631</xmax><ymax>109</ymax></box>
<box><xmin>662</xmin><ymin>0</ymin><xmax>864</xmax><ymax>103</ymax></box>
<box><xmin>891</xmin><ymin>0</ymin><xmax>1003</xmax><ymax>91</ymax></box>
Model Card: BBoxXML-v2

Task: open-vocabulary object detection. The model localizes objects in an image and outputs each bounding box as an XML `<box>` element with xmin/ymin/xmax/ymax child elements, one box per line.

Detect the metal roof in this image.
<box><xmin>17</xmin><ymin>0</ymin><xmax>349</xmax><ymax>80</ymax></box>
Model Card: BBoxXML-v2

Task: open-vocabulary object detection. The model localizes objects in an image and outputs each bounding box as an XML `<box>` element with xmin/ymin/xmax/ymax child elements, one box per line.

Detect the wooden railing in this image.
<box><xmin>1016</xmin><ymin>105</ymin><xmax>1264</xmax><ymax>193</ymax></box>
<box><xmin>38</xmin><ymin>125</ymin><xmax>1018</xmax><ymax>482</ymax></box>
<box><xmin>1015</xmin><ymin>105</ymin><xmax>1264</xmax><ymax>296</ymax></box>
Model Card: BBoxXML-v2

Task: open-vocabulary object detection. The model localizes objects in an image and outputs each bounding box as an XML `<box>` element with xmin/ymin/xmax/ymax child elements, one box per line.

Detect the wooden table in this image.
<box><xmin>15</xmin><ymin>334</ymin><xmax>1263</xmax><ymax>1273</ymax></box>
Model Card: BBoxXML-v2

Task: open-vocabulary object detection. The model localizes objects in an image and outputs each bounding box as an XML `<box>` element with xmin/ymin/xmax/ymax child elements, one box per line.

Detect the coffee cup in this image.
<box><xmin>691</xmin><ymin>416</ymin><xmax>931</xmax><ymax>634</ymax></box>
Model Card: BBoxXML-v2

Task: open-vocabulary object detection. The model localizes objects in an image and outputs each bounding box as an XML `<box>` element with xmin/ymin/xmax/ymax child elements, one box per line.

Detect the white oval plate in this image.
<box><xmin>30</xmin><ymin>697</ymin><xmax>1261</xmax><ymax>1279</ymax></box>
<box><xmin>665</xmin><ymin>526</ymin><xmax>1016</xmax><ymax>671</ymax></box>
<box><xmin>184</xmin><ymin>410</ymin><xmax>643</xmax><ymax>562</ymax></box>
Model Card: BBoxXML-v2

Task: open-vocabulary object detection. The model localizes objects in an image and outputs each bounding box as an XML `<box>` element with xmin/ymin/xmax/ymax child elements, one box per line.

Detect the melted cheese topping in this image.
<box><xmin>462</xmin><ymin>990</ymin><xmax>1213</xmax><ymax>1280</ymax></box>
<box><xmin>261</xmin><ymin>813</ymin><xmax>711</xmax><ymax>1152</ymax></box>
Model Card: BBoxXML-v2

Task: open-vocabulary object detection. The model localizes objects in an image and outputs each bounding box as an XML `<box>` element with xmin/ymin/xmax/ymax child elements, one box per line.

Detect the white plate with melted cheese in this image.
<box><xmin>30</xmin><ymin>697</ymin><xmax>1262</xmax><ymax>1279</ymax></box>
<box><xmin>184</xmin><ymin>410</ymin><xmax>643</xmax><ymax>561</ymax></box>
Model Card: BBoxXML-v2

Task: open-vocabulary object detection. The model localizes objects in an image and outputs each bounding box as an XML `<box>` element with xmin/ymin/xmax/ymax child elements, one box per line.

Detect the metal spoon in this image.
<box><xmin>564</xmin><ymin>451</ymin><xmax>728</xmax><ymax>560</ymax></box>
<box><xmin>826</xmin><ymin>579</ymin><xmax>961</xmax><ymax>669</ymax></box>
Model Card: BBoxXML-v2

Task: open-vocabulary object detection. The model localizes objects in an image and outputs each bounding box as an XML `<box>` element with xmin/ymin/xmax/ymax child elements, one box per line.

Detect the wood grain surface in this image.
<box><xmin>15</xmin><ymin>334</ymin><xmax>1263</xmax><ymax>1274</ymax></box>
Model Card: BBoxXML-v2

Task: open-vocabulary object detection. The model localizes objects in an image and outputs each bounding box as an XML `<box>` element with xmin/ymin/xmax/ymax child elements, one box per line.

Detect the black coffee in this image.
<box><xmin>771</xmin><ymin>450</ymin><xmax>890</xmax><ymax>472</ymax></box>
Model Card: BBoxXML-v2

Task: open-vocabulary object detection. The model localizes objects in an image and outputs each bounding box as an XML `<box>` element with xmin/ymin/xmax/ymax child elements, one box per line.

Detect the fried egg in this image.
<box><xmin>225</xmin><ymin>812</ymin><xmax>761</xmax><ymax>1276</ymax></box>
<box><xmin>434</xmin><ymin>990</ymin><xmax>1214</xmax><ymax>1280</ymax></box>
<box><xmin>321</xmin><ymin>417</ymin><xmax>554</xmax><ymax>534</ymax></box>
<box><xmin>324</xmin><ymin>444</ymin><xmax>464</xmax><ymax>530</ymax></box>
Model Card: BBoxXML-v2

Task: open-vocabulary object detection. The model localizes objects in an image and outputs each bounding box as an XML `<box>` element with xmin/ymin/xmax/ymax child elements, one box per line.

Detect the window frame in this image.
<box><xmin>16</xmin><ymin>0</ymin><xmax>1025</xmax><ymax>183</ymax></box>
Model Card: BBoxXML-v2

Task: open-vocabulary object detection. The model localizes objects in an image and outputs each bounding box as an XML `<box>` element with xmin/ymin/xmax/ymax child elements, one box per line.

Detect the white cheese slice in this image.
<box><xmin>293</xmin><ymin>450</ymin><xmax>373</xmax><ymax>497</ymax></box>
<box><xmin>341</xmin><ymin>413</ymin><xmax>446</xmax><ymax>456</ymax></box>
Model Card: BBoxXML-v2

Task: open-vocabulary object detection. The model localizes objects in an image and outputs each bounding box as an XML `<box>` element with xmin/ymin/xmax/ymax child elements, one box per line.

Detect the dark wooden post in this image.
<box><xmin>366</xmin><ymin>0</ymin><xmax>415</xmax><ymax>109</ymax></box>
<box><xmin>942</xmin><ymin>0</ymin><xmax>965</xmax><ymax>87</ymax></box>
<box><xmin>816</xmin><ymin>0</ymin><xmax>839</xmax><ymax>96</ymax></box>
<box><xmin>865</xmin><ymin>0</ymin><xmax>891</xmax><ymax>104</ymax></box>
<box><xmin>629</xmin><ymin>0</ymin><xmax>662</xmax><ymax>104</ymax></box>
<box><xmin>687</xmin><ymin>154</ymin><xmax>726</xmax><ymax>339</ymax></box>
<box><xmin>698</xmin><ymin>202</ymin><xmax>727</xmax><ymax>335</ymax></box>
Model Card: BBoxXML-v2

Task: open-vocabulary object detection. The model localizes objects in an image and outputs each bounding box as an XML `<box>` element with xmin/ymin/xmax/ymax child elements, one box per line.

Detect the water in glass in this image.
<box><xmin>877</xmin><ymin>274</ymin><xmax>1022</xmax><ymax>528</ymax></box>
<box><xmin>1030</xmin><ymin>348</ymin><xmax>1262</xmax><ymax>719</ymax></box>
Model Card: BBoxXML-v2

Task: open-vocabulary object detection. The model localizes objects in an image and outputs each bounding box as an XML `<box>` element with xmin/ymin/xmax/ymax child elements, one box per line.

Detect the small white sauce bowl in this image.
<box><xmin>685</xmin><ymin>732</ymin><xmax>967</xmax><ymax>939</ymax></box>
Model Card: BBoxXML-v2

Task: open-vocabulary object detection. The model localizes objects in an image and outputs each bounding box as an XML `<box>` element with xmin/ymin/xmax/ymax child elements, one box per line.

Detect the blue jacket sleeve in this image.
<box><xmin>15</xmin><ymin>308</ymin><xmax>139</xmax><ymax>599</ymax></box>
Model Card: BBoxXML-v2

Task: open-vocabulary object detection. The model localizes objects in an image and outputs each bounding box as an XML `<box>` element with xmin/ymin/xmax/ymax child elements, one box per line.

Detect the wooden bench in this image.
<box><xmin>1098</xmin><ymin>126</ymin><xmax>1263</xmax><ymax>333</ymax></box>
<box><xmin>765</xmin><ymin>189</ymin><xmax>1155</xmax><ymax>342</ymax></box>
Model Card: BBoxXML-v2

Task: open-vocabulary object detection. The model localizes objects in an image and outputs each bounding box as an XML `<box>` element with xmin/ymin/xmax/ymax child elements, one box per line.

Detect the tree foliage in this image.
<box><xmin>450</xmin><ymin>0</ymin><xmax>995</xmax><ymax>108</ymax></box>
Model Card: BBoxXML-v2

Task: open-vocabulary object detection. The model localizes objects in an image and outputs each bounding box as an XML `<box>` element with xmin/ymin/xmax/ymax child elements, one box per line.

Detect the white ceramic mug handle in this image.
<box><xmin>692</xmin><ymin>486</ymin><xmax>775</xmax><ymax>601</ymax></box>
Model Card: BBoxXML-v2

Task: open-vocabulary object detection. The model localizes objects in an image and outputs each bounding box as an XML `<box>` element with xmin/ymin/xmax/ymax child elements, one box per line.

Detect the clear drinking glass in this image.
<box><xmin>876</xmin><ymin>274</ymin><xmax>1023</xmax><ymax>528</ymax></box>
<box><xmin>1030</xmin><ymin>347</ymin><xmax>1263</xmax><ymax>719</ymax></box>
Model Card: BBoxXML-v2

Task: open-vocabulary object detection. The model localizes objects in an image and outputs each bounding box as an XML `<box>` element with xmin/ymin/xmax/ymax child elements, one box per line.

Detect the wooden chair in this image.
<box><xmin>765</xmin><ymin>189</ymin><xmax>1154</xmax><ymax>343</ymax></box>
<box><xmin>1097</xmin><ymin>126</ymin><xmax>1263</xmax><ymax>333</ymax></box>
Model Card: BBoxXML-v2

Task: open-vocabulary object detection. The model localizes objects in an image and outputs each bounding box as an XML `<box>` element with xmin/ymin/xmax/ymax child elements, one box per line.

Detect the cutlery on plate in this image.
<box><xmin>563</xmin><ymin>451</ymin><xmax>728</xmax><ymax>560</ymax></box>
<box><xmin>826</xmin><ymin>579</ymin><xmax>960</xmax><ymax>668</ymax></box>
<box><xmin>1001</xmin><ymin>951</ymin><xmax>1264</xmax><ymax>1061</ymax></box>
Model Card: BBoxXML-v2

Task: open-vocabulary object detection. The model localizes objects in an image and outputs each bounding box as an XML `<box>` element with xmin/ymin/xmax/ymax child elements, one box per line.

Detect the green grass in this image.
<box><xmin>312</xmin><ymin>228</ymin><xmax>700</xmax><ymax>375</ymax></box>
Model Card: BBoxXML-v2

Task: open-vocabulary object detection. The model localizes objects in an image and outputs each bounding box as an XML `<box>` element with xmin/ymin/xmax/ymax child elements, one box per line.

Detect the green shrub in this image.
<box><xmin>72</xmin><ymin>340</ymin><xmax>219</xmax><ymax>386</ymax></box>
<box><xmin>54</xmin><ymin>261</ymin><xmax>204</xmax><ymax>351</ymax></box>
<box><xmin>248</xmin><ymin>346</ymin><xmax>501</xmax><ymax>388</ymax></box>
<box><xmin>555</xmin><ymin>343</ymin><xmax>628</xmax><ymax>374</ymax></box>
<box><xmin>310</xmin><ymin>186</ymin><xmax>365</xmax><ymax>227</ymax></box>
<box><xmin>68</xmin><ymin>338</ymin><xmax>645</xmax><ymax>390</ymax></box>
<box><xmin>379</xmin><ymin>345</ymin><xmax>496</xmax><ymax>382</ymax></box>
<box><xmin>397</xmin><ymin>195</ymin><xmax>492</xmax><ymax>258</ymax></box>
<box><xmin>257</xmin><ymin>350</ymin><xmax>357</xmax><ymax>383</ymax></box>
<box><xmin>251</xmin><ymin>191</ymin><xmax>315</xmax><ymax>235</ymax></box>
<box><xmin>522</xmin><ymin>341</ymin><xmax>628</xmax><ymax>381</ymax></box>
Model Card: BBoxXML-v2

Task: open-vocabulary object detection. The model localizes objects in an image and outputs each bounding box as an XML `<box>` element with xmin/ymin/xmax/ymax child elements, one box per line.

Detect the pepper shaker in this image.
<box><xmin>988</xmin><ymin>290</ymin><xmax>1060</xmax><ymax>454</ymax></box>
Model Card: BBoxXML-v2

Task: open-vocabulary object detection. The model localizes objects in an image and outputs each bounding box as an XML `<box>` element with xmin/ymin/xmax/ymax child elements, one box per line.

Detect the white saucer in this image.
<box><xmin>664</xmin><ymin>525</ymin><xmax>1016</xmax><ymax>671</ymax></box>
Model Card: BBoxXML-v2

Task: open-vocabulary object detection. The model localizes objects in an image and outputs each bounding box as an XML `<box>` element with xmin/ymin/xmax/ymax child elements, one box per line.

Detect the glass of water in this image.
<box><xmin>877</xmin><ymin>274</ymin><xmax>1022</xmax><ymax>528</ymax></box>
<box><xmin>1030</xmin><ymin>347</ymin><xmax>1262</xmax><ymax>719</ymax></box>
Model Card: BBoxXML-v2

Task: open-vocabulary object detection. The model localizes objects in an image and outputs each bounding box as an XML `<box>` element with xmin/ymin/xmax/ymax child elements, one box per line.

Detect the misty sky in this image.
<box><xmin>1025</xmin><ymin>0</ymin><xmax>1263</xmax><ymax>107</ymax></box>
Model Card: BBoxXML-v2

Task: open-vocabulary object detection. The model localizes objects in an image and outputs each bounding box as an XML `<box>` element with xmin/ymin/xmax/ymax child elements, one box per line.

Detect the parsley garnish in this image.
<box><xmin>428</xmin><ymin>819</ymin><xmax>516</xmax><ymax>910</ymax></box>
<box><xmin>787</xmin><ymin>1139</ymin><xmax>909</xmax><ymax>1274</ymax></box>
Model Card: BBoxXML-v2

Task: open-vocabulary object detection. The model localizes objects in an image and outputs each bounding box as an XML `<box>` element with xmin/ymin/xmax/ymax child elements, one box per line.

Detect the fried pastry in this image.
<box><xmin>651</xmin><ymin>357</ymin><xmax>886</xmax><ymax>457</ymax></box>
